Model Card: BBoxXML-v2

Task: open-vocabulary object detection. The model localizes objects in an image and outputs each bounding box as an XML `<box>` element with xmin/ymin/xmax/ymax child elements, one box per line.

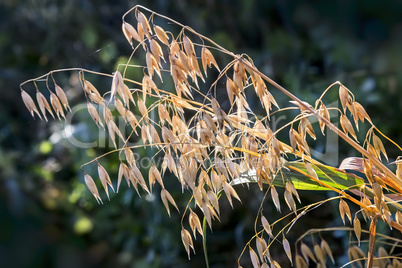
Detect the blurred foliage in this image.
<box><xmin>1</xmin><ymin>0</ymin><xmax>402</xmax><ymax>267</ymax></box>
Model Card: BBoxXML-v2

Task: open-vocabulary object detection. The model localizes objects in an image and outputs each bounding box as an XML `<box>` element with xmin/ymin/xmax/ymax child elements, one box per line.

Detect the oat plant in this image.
<box><xmin>20</xmin><ymin>5</ymin><xmax>402</xmax><ymax>267</ymax></box>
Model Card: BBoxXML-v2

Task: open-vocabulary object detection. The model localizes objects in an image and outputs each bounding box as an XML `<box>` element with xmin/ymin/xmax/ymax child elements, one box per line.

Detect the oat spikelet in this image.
<box><xmin>284</xmin><ymin>190</ymin><xmax>297</xmax><ymax>213</ymax></box>
<box><xmin>340</xmin><ymin>114</ymin><xmax>357</xmax><ymax>140</ymax></box>
<box><xmin>296</xmin><ymin>255</ymin><xmax>308</xmax><ymax>268</ymax></box>
<box><xmin>21</xmin><ymin>89</ymin><xmax>42</xmax><ymax>119</ymax></box>
<box><xmin>50</xmin><ymin>92</ymin><xmax>65</xmax><ymax>120</ymax></box>
<box><xmin>149</xmin><ymin>165</ymin><xmax>164</xmax><ymax>190</ymax></box>
<box><xmin>372</xmin><ymin>133</ymin><xmax>388</xmax><ymax>161</ymax></box>
<box><xmin>256</xmin><ymin>237</ymin><xmax>268</xmax><ymax>261</ymax></box>
<box><xmin>97</xmin><ymin>163</ymin><xmax>115</xmax><ymax>200</ymax></box>
<box><xmin>201</xmin><ymin>46</ymin><xmax>220</xmax><ymax>76</ymax></box>
<box><xmin>55</xmin><ymin>84</ymin><xmax>71</xmax><ymax>111</ymax></box>
<box><xmin>83</xmin><ymin>80</ymin><xmax>99</xmax><ymax>95</ymax></box>
<box><xmin>339</xmin><ymin>199</ymin><xmax>352</xmax><ymax>224</ymax></box>
<box><xmin>320</xmin><ymin>239</ymin><xmax>334</xmax><ymax>264</ymax></box>
<box><xmin>87</xmin><ymin>102</ymin><xmax>103</xmax><ymax>128</ymax></box>
<box><xmin>122</xmin><ymin>21</ymin><xmax>142</xmax><ymax>47</ymax></box>
<box><xmin>84</xmin><ymin>173</ymin><xmax>103</xmax><ymax>204</ymax></box>
<box><xmin>261</xmin><ymin>215</ymin><xmax>274</xmax><ymax>238</ymax></box>
<box><xmin>111</xmin><ymin>70</ymin><xmax>124</xmax><ymax>103</ymax></box>
<box><xmin>189</xmin><ymin>210</ymin><xmax>203</xmax><ymax>238</ymax></box>
<box><xmin>115</xmin><ymin>98</ymin><xmax>126</xmax><ymax>120</ymax></box>
<box><xmin>249</xmin><ymin>246</ymin><xmax>261</xmax><ymax>268</ymax></box>
<box><xmin>36</xmin><ymin>91</ymin><xmax>54</xmax><ymax>121</ymax></box>
<box><xmin>283</xmin><ymin>237</ymin><xmax>293</xmax><ymax>265</ymax></box>
<box><xmin>161</xmin><ymin>188</ymin><xmax>179</xmax><ymax>216</ymax></box>
<box><xmin>313</xmin><ymin>243</ymin><xmax>325</xmax><ymax>265</ymax></box>
<box><xmin>181</xmin><ymin>228</ymin><xmax>194</xmax><ymax>259</ymax></box>
<box><xmin>271</xmin><ymin>186</ymin><xmax>281</xmax><ymax>212</ymax></box>
<box><xmin>300</xmin><ymin>242</ymin><xmax>316</xmax><ymax>265</ymax></box>
<box><xmin>353</xmin><ymin>216</ymin><xmax>362</xmax><ymax>246</ymax></box>
<box><xmin>137</xmin><ymin>11</ymin><xmax>152</xmax><ymax>38</ymax></box>
<box><xmin>88</xmin><ymin>92</ymin><xmax>106</xmax><ymax>107</ymax></box>
<box><xmin>150</xmin><ymin>39</ymin><xmax>165</xmax><ymax>63</ymax></box>
<box><xmin>222</xmin><ymin>181</ymin><xmax>240</xmax><ymax>208</ymax></box>
<box><xmin>153</xmin><ymin>24</ymin><xmax>169</xmax><ymax>45</ymax></box>
<box><xmin>318</xmin><ymin>103</ymin><xmax>330</xmax><ymax>135</ymax></box>
<box><xmin>339</xmin><ymin>84</ymin><xmax>351</xmax><ymax>112</ymax></box>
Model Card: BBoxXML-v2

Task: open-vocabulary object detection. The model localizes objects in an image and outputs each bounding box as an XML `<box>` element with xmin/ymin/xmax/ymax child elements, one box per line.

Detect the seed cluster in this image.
<box><xmin>20</xmin><ymin>5</ymin><xmax>402</xmax><ymax>267</ymax></box>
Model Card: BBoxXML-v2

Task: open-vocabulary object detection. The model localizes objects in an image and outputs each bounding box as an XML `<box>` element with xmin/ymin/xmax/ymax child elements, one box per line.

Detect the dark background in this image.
<box><xmin>1</xmin><ymin>0</ymin><xmax>402</xmax><ymax>267</ymax></box>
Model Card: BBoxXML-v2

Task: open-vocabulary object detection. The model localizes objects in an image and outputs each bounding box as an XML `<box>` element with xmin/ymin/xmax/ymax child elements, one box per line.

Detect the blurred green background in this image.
<box><xmin>1</xmin><ymin>0</ymin><xmax>402</xmax><ymax>267</ymax></box>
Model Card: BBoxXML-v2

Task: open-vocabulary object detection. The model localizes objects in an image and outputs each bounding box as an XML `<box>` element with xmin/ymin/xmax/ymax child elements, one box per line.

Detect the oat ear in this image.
<box><xmin>21</xmin><ymin>89</ymin><xmax>42</xmax><ymax>119</ymax></box>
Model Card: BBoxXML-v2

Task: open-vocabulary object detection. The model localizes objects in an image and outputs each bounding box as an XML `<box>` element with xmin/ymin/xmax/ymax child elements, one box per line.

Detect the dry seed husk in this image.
<box><xmin>256</xmin><ymin>237</ymin><xmax>268</xmax><ymax>262</ymax></box>
<box><xmin>249</xmin><ymin>247</ymin><xmax>261</xmax><ymax>268</ymax></box>
<box><xmin>181</xmin><ymin>228</ymin><xmax>194</xmax><ymax>259</ymax></box>
<box><xmin>88</xmin><ymin>92</ymin><xmax>105</xmax><ymax>106</ymax></box>
<box><xmin>372</xmin><ymin>133</ymin><xmax>388</xmax><ymax>161</ymax></box>
<box><xmin>189</xmin><ymin>210</ymin><xmax>203</xmax><ymax>238</ymax></box>
<box><xmin>354</xmin><ymin>101</ymin><xmax>371</xmax><ymax>123</ymax></box>
<box><xmin>261</xmin><ymin>215</ymin><xmax>274</xmax><ymax>238</ymax></box>
<box><xmin>339</xmin><ymin>84</ymin><xmax>351</xmax><ymax>112</ymax></box>
<box><xmin>97</xmin><ymin>163</ymin><xmax>114</xmax><ymax>200</ymax></box>
<box><xmin>300</xmin><ymin>242</ymin><xmax>316</xmax><ymax>264</ymax></box>
<box><xmin>150</xmin><ymin>39</ymin><xmax>164</xmax><ymax>63</ymax></box>
<box><xmin>283</xmin><ymin>237</ymin><xmax>293</xmax><ymax>265</ymax></box>
<box><xmin>314</xmin><ymin>243</ymin><xmax>325</xmax><ymax>264</ymax></box>
<box><xmin>55</xmin><ymin>84</ymin><xmax>71</xmax><ymax>111</ymax></box>
<box><xmin>87</xmin><ymin>102</ymin><xmax>103</xmax><ymax>127</ymax></box>
<box><xmin>201</xmin><ymin>46</ymin><xmax>220</xmax><ymax>76</ymax></box>
<box><xmin>207</xmin><ymin>190</ymin><xmax>220</xmax><ymax>215</ymax></box>
<box><xmin>340</xmin><ymin>114</ymin><xmax>357</xmax><ymax>140</ymax></box>
<box><xmin>284</xmin><ymin>190</ymin><xmax>296</xmax><ymax>213</ymax></box>
<box><xmin>271</xmin><ymin>186</ymin><xmax>281</xmax><ymax>212</ymax></box>
<box><xmin>84</xmin><ymin>173</ymin><xmax>103</xmax><ymax>204</ymax></box>
<box><xmin>353</xmin><ymin>216</ymin><xmax>361</xmax><ymax>245</ymax></box>
<box><xmin>115</xmin><ymin>98</ymin><xmax>126</xmax><ymax>119</ymax></box>
<box><xmin>149</xmin><ymin>165</ymin><xmax>164</xmax><ymax>189</ymax></box>
<box><xmin>137</xmin><ymin>11</ymin><xmax>151</xmax><ymax>37</ymax></box>
<box><xmin>137</xmin><ymin>98</ymin><xmax>149</xmax><ymax>122</ymax></box>
<box><xmin>153</xmin><ymin>24</ymin><xmax>169</xmax><ymax>45</ymax></box>
<box><xmin>296</xmin><ymin>255</ymin><xmax>308</xmax><ymax>268</ymax></box>
<box><xmin>339</xmin><ymin>200</ymin><xmax>352</xmax><ymax>224</ymax></box>
<box><xmin>21</xmin><ymin>89</ymin><xmax>42</xmax><ymax>119</ymax></box>
<box><xmin>83</xmin><ymin>80</ymin><xmax>99</xmax><ymax>95</ymax></box>
<box><xmin>161</xmin><ymin>188</ymin><xmax>179</xmax><ymax>216</ymax></box>
<box><xmin>318</xmin><ymin>103</ymin><xmax>330</xmax><ymax>135</ymax></box>
<box><xmin>50</xmin><ymin>92</ymin><xmax>66</xmax><ymax>119</ymax></box>
<box><xmin>122</xmin><ymin>21</ymin><xmax>142</xmax><ymax>46</ymax></box>
<box><xmin>320</xmin><ymin>240</ymin><xmax>334</xmax><ymax>264</ymax></box>
<box><xmin>36</xmin><ymin>91</ymin><xmax>54</xmax><ymax>121</ymax></box>
<box><xmin>111</xmin><ymin>71</ymin><xmax>124</xmax><ymax>103</ymax></box>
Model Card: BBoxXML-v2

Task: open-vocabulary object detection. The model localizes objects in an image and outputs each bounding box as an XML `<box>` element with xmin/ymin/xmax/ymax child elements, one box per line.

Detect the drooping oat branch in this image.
<box><xmin>21</xmin><ymin>5</ymin><xmax>402</xmax><ymax>267</ymax></box>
